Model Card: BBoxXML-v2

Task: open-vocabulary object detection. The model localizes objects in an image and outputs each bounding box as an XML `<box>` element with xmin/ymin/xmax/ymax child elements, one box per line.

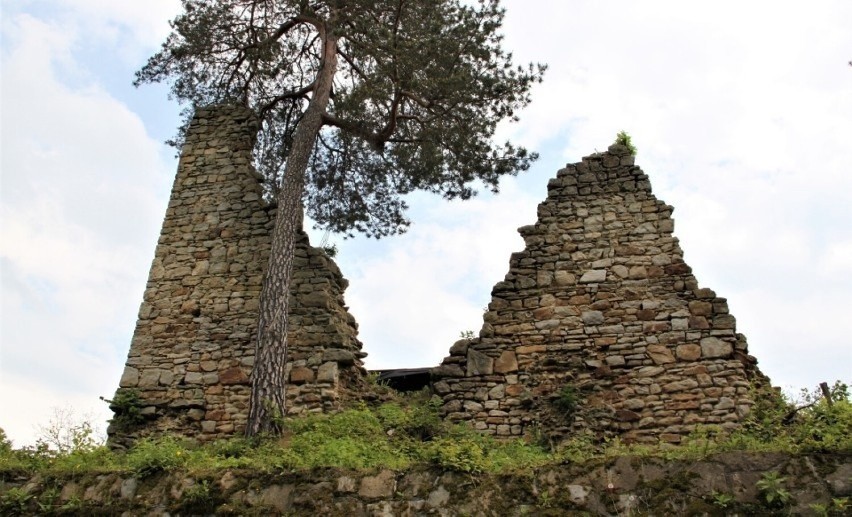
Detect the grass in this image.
<box><xmin>1</xmin><ymin>382</ymin><xmax>850</xmax><ymax>480</ymax></box>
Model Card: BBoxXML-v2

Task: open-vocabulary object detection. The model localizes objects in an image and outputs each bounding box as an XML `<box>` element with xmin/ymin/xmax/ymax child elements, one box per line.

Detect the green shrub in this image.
<box><xmin>0</xmin><ymin>428</ymin><xmax>12</xmax><ymax>454</ymax></box>
<box><xmin>103</xmin><ymin>389</ymin><xmax>145</xmax><ymax>430</ymax></box>
<box><xmin>486</xmin><ymin>439</ymin><xmax>550</xmax><ymax>472</ymax></box>
<box><xmin>376</xmin><ymin>399</ymin><xmax>443</xmax><ymax>441</ymax></box>
<box><xmin>710</xmin><ymin>491</ymin><xmax>735</xmax><ymax>510</ymax></box>
<box><xmin>125</xmin><ymin>436</ymin><xmax>191</xmax><ymax>476</ymax></box>
<box><xmin>555</xmin><ymin>385</ymin><xmax>579</xmax><ymax>416</ymax></box>
<box><xmin>36</xmin><ymin>486</ymin><xmax>61</xmax><ymax>513</ymax></box>
<box><xmin>756</xmin><ymin>471</ymin><xmax>792</xmax><ymax>508</ymax></box>
<box><xmin>206</xmin><ymin>436</ymin><xmax>257</xmax><ymax>459</ymax></box>
<box><xmin>281</xmin><ymin>407</ymin><xmax>410</xmax><ymax>469</ymax></box>
<box><xmin>614</xmin><ymin>130</ymin><xmax>637</xmax><ymax>155</ymax></box>
<box><xmin>788</xmin><ymin>382</ymin><xmax>852</xmax><ymax>452</ymax></box>
<box><xmin>51</xmin><ymin>445</ymin><xmax>116</xmax><ymax>474</ymax></box>
<box><xmin>428</xmin><ymin>435</ymin><xmax>486</xmax><ymax>473</ymax></box>
<box><xmin>0</xmin><ymin>487</ymin><xmax>32</xmax><ymax>515</ymax></box>
<box><xmin>176</xmin><ymin>479</ymin><xmax>220</xmax><ymax>514</ymax></box>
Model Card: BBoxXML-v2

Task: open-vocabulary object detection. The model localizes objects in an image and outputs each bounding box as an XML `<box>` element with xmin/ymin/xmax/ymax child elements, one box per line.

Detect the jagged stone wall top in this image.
<box><xmin>434</xmin><ymin>144</ymin><xmax>765</xmax><ymax>444</ymax></box>
<box><xmin>109</xmin><ymin>105</ymin><xmax>367</xmax><ymax>447</ymax></box>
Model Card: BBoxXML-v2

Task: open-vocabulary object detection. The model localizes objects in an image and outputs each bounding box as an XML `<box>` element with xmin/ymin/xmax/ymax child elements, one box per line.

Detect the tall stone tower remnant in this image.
<box><xmin>433</xmin><ymin>144</ymin><xmax>766</xmax><ymax>444</ymax></box>
<box><xmin>108</xmin><ymin>105</ymin><xmax>367</xmax><ymax>447</ymax></box>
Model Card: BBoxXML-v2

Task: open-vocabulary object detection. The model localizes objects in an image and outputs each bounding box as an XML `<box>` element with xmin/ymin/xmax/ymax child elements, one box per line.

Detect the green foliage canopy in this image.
<box><xmin>136</xmin><ymin>0</ymin><xmax>545</xmax><ymax>238</ymax></box>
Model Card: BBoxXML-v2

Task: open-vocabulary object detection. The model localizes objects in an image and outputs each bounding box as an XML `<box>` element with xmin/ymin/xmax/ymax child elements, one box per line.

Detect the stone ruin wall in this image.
<box><xmin>109</xmin><ymin>105</ymin><xmax>367</xmax><ymax>447</ymax></box>
<box><xmin>433</xmin><ymin>144</ymin><xmax>767</xmax><ymax>445</ymax></box>
<box><xmin>110</xmin><ymin>103</ymin><xmax>770</xmax><ymax>447</ymax></box>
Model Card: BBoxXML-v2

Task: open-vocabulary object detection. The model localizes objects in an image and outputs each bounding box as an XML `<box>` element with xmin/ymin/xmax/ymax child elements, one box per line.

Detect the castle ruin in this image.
<box><xmin>108</xmin><ymin>105</ymin><xmax>368</xmax><ymax>447</ymax></box>
<box><xmin>110</xmin><ymin>104</ymin><xmax>767</xmax><ymax>446</ymax></box>
<box><xmin>433</xmin><ymin>145</ymin><xmax>765</xmax><ymax>444</ymax></box>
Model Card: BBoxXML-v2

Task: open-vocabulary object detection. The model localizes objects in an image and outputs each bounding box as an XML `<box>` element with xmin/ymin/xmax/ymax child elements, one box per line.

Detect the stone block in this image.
<box><xmin>662</xmin><ymin>379</ymin><xmax>700</xmax><ymax>392</ymax></box>
<box><xmin>260</xmin><ymin>484</ymin><xmax>294</xmax><ymax>512</ymax></box>
<box><xmin>606</xmin><ymin>355</ymin><xmax>626</xmax><ymax>366</ymax></box>
<box><xmin>616</xmin><ymin>409</ymin><xmax>641</xmax><ymax>422</ymax></box>
<box><xmin>516</xmin><ymin>344</ymin><xmax>546</xmax><ymax>355</ymax></box>
<box><xmin>138</xmin><ymin>369</ymin><xmax>162</xmax><ymax>388</ymax></box>
<box><xmin>689</xmin><ymin>316</ymin><xmax>710</xmax><ymax>329</ymax></box>
<box><xmin>488</xmin><ymin>384</ymin><xmax>506</xmax><ymax>400</ymax></box>
<box><xmin>506</xmin><ymin>384</ymin><xmax>525</xmax><ymax>397</ymax></box>
<box><xmin>535</xmin><ymin>319</ymin><xmax>560</xmax><ymax>330</ymax></box>
<box><xmin>336</xmin><ymin>476</ymin><xmax>357</xmax><ymax>493</ymax></box>
<box><xmin>536</xmin><ymin>270</ymin><xmax>554</xmax><ymax>286</ymax></box>
<box><xmin>580</xmin><ymin>269</ymin><xmax>607</xmax><ymax>283</ymax></box>
<box><xmin>467</xmin><ymin>349</ymin><xmax>494</xmax><ymax>376</ymax></box>
<box><xmin>582</xmin><ymin>311</ymin><xmax>605</xmax><ymax>325</ymax></box>
<box><xmin>432</xmin><ymin>364</ymin><xmax>465</xmax><ymax>377</ymax></box>
<box><xmin>463</xmin><ymin>400</ymin><xmax>484</xmax><ymax>412</ymax></box>
<box><xmin>700</xmin><ymin>337</ymin><xmax>732</xmax><ymax>358</ymax></box>
<box><xmin>220</xmin><ymin>366</ymin><xmax>249</xmax><ymax>385</ymax></box>
<box><xmin>567</xmin><ymin>485</ymin><xmax>591</xmax><ymax>505</ymax></box>
<box><xmin>494</xmin><ymin>351</ymin><xmax>518</xmax><ymax>373</ymax></box>
<box><xmin>449</xmin><ymin>339</ymin><xmax>470</xmax><ymax>355</ymax></box>
<box><xmin>323</xmin><ymin>349</ymin><xmax>355</xmax><ymax>365</ymax></box>
<box><xmin>159</xmin><ymin>370</ymin><xmax>174</xmax><ymax>385</ymax></box>
<box><xmin>290</xmin><ymin>367</ymin><xmax>315</xmax><ymax>384</ymax></box>
<box><xmin>646</xmin><ymin>344</ymin><xmax>675</xmax><ymax>365</ymax></box>
<box><xmin>317</xmin><ymin>361</ymin><xmax>338</xmax><ymax>383</ymax></box>
<box><xmin>183</xmin><ymin>372</ymin><xmax>202</xmax><ymax>385</ymax></box>
<box><xmin>119</xmin><ymin>367</ymin><xmax>139</xmax><ymax>387</ymax></box>
<box><xmin>635</xmin><ymin>366</ymin><xmax>665</xmax><ymax>377</ymax></box>
<box><xmin>688</xmin><ymin>301</ymin><xmax>713</xmax><ymax>316</ymax></box>
<box><xmin>427</xmin><ymin>486</ymin><xmax>451</xmax><ymax>508</ymax></box>
<box><xmin>358</xmin><ymin>470</ymin><xmax>396</xmax><ymax>499</ymax></box>
<box><xmin>676</xmin><ymin>344</ymin><xmax>702</xmax><ymax>361</ymax></box>
<box><xmin>612</xmin><ymin>265</ymin><xmax>629</xmax><ymax>278</ymax></box>
<box><xmin>554</xmin><ymin>270</ymin><xmax>576</xmax><ymax>286</ymax></box>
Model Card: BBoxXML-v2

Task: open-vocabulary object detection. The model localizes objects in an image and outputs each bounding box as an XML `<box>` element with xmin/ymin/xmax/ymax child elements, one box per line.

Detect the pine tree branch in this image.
<box><xmin>258</xmin><ymin>83</ymin><xmax>315</xmax><ymax>115</ymax></box>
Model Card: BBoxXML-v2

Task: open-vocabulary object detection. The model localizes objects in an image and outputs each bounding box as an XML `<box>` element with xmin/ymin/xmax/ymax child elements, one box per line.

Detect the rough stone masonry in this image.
<box><xmin>111</xmin><ymin>102</ymin><xmax>770</xmax><ymax>447</ymax></box>
<box><xmin>108</xmin><ymin>105</ymin><xmax>368</xmax><ymax>447</ymax></box>
<box><xmin>433</xmin><ymin>143</ymin><xmax>768</xmax><ymax>445</ymax></box>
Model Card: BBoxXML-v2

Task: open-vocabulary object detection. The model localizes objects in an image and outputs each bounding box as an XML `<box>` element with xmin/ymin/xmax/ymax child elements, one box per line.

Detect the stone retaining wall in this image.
<box><xmin>433</xmin><ymin>144</ymin><xmax>767</xmax><ymax>444</ymax></box>
<box><xmin>108</xmin><ymin>105</ymin><xmax>367</xmax><ymax>447</ymax></box>
<box><xmin>4</xmin><ymin>453</ymin><xmax>849</xmax><ymax>515</ymax></box>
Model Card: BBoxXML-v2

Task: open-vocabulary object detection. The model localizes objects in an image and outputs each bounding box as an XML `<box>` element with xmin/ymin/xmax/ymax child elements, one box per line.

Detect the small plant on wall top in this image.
<box><xmin>615</xmin><ymin>130</ymin><xmax>637</xmax><ymax>155</ymax></box>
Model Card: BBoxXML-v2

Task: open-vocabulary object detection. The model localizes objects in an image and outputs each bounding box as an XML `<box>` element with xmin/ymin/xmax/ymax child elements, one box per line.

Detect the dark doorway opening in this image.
<box><xmin>371</xmin><ymin>368</ymin><xmax>433</xmax><ymax>392</ymax></box>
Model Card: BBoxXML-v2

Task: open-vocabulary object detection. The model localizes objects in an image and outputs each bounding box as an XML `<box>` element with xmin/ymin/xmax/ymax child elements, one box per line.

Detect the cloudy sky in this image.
<box><xmin>1</xmin><ymin>1</ymin><xmax>850</xmax><ymax>446</ymax></box>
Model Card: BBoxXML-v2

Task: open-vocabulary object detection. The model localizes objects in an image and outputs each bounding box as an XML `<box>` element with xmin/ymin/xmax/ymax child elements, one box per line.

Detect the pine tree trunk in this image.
<box><xmin>246</xmin><ymin>26</ymin><xmax>338</xmax><ymax>437</ymax></box>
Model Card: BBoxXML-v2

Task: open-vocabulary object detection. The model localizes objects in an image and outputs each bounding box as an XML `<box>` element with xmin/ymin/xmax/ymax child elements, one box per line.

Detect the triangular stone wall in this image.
<box><xmin>108</xmin><ymin>105</ymin><xmax>367</xmax><ymax>447</ymax></box>
<box><xmin>433</xmin><ymin>144</ymin><xmax>766</xmax><ymax>444</ymax></box>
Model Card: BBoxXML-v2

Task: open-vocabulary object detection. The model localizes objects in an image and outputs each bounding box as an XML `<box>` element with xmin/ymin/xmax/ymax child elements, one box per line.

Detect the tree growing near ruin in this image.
<box><xmin>135</xmin><ymin>0</ymin><xmax>544</xmax><ymax>436</ymax></box>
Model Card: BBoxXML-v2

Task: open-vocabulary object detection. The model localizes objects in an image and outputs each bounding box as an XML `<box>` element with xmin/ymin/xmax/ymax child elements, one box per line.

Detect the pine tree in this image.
<box><xmin>135</xmin><ymin>0</ymin><xmax>545</xmax><ymax>436</ymax></box>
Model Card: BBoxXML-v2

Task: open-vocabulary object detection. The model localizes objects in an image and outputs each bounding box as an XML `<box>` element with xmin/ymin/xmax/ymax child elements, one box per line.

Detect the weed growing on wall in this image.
<box><xmin>615</xmin><ymin>130</ymin><xmax>637</xmax><ymax>155</ymax></box>
<box><xmin>554</xmin><ymin>384</ymin><xmax>579</xmax><ymax>416</ymax></box>
<box><xmin>756</xmin><ymin>471</ymin><xmax>792</xmax><ymax>509</ymax></box>
<box><xmin>102</xmin><ymin>389</ymin><xmax>145</xmax><ymax>430</ymax></box>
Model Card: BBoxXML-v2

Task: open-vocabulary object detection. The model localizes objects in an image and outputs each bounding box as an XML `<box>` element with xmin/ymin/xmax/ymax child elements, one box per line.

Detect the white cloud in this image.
<box><xmin>488</xmin><ymin>0</ymin><xmax>852</xmax><ymax>389</ymax></box>
<box><xmin>2</xmin><ymin>0</ymin><xmax>850</xmax><ymax>446</ymax></box>
<box><xmin>0</xmin><ymin>11</ymin><xmax>174</xmax><ymax>445</ymax></box>
<box><xmin>339</xmin><ymin>1</ymin><xmax>852</xmax><ymax>389</ymax></box>
<box><xmin>339</xmin><ymin>181</ymin><xmax>537</xmax><ymax>369</ymax></box>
